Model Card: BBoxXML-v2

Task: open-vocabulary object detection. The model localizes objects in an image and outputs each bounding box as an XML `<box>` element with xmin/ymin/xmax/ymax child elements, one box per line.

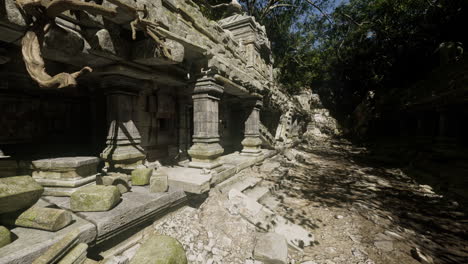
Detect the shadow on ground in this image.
<box><xmin>270</xmin><ymin>140</ymin><xmax>468</xmax><ymax>264</ymax></box>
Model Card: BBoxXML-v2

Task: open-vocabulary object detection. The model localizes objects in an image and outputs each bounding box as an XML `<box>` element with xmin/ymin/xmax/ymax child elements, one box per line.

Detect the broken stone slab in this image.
<box><xmin>0</xmin><ymin>226</ymin><xmax>11</xmax><ymax>248</ymax></box>
<box><xmin>97</xmin><ymin>173</ymin><xmax>132</xmax><ymax>194</ymax></box>
<box><xmin>70</xmin><ymin>185</ymin><xmax>121</xmax><ymax>212</ymax></box>
<box><xmin>254</xmin><ymin>232</ymin><xmax>288</xmax><ymax>264</ymax></box>
<box><xmin>57</xmin><ymin>243</ymin><xmax>88</xmax><ymax>264</ymax></box>
<box><xmin>150</xmin><ymin>170</ymin><xmax>168</xmax><ymax>193</ymax></box>
<box><xmin>32</xmin><ymin>157</ymin><xmax>100</xmax><ymax>179</ymax></box>
<box><xmin>0</xmin><ymin>175</ymin><xmax>44</xmax><ymax>214</ymax></box>
<box><xmin>166</xmin><ymin>167</ymin><xmax>211</xmax><ymax>194</ymax></box>
<box><xmin>131</xmin><ymin>168</ymin><xmax>153</xmax><ymax>186</ymax></box>
<box><xmin>130</xmin><ymin>235</ymin><xmax>187</xmax><ymax>264</ymax></box>
<box><xmin>0</xmin><ymin>207</ymin><xmax>73</xmax><ymax>232</ymax></box>
<box><xmin>32</xmin><ymin>229</ymin><xmax>80</xmax><ymax>264</ymax></box>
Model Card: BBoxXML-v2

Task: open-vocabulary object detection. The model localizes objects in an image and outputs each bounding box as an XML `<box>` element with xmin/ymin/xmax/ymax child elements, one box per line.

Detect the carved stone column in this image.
<box><xmin>241</xmin><ymin>98</ymin><xmax>263</xmax><ymax>156</ymax></box>
<box><xmin>177</xmin><ymin>97</ymin><xmax>191</xmax><ymax>161</ymax></box>
<box><xmin>188</xmin><ymin>77</ymin><xmax>224</xmax><ymax>169</ymax></box>
<box><xmin>100</xmin><ymin>77</ymin><xmax>146</xmax><ymax>172</ymax></box>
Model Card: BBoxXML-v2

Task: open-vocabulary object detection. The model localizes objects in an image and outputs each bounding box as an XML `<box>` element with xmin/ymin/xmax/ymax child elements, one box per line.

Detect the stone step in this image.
<box><xmin>227</xmin><ymin>177</ymin><xmax>262</xmax><ymax>193</ymax></box>
<box><xmin>243</xmin><ymin>186</ymin><xmax>270</xmax><ymax>202</ymax></box>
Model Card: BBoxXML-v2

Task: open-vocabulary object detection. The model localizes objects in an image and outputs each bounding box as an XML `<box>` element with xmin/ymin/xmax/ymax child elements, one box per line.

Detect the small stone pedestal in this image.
<box><xmin>188</xmin><ymin>77</ymin><xmax>224</xmax><ymax>169</ymax></box>
<box><xmin>32</xmin><ymin>157</ymin><xmax>99</xmax><ymax>196</ymax></box>
<box><xmin>241</xmin><ymin>98</ymin><xmax>263</xmax><ymax>156</ymax></box>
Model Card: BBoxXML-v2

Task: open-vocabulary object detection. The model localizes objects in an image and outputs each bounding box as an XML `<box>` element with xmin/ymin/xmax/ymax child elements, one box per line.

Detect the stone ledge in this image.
<box><xmin>43</xmin><ymin>187</ymin><xmax>187</xmax><ymax>245</ymax></box>
<box><xmin>0</xmin><ymin>215</ymin><xmax>96</xmax><ymax>264</ymax></box>
<box><xmin>42</xmin><ymin>182</ymin><xmax>97</xmax><ymax>197</ymax></box>
<box><xmin>32</xmin><ymin>157</ymin><xmax>100</xmax><ymax>170</ymax></box>
<box><xmin>34</xmin><ymin>175</ymin><xmax>97</xmax><ymax>187</ymax></box>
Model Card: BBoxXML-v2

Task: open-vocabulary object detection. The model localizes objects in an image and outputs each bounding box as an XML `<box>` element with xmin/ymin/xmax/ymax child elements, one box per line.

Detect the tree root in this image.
<box><xmin>16</xmin><ymin>0</ymin><xmax>172</xmax><ymax>89</ymax></box>
<box><xmin>21</xmin><ymin>30</ymin><xmax>92</xmax><ymax>89</ymax></box>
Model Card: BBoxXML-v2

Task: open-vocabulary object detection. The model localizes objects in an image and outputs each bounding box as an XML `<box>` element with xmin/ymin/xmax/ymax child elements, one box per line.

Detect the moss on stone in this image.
<box><xmin>130</xmin><ymin>235</ymin><xmax>187</xmax><ymax>264</ymax></box>
<box><xmin>0</xmin><ymin>226</ymin><xmax>11</xmax><ymax>248</ymax></box>
<box><xmin>70</xmin><ymin>185</ymin><xmax>121</xmax><ymax>212</ymax></box>
<box><xmin>0</xmin><ymin>176</ymin><xmax>44</xmax><ymax>214</ymax></box>
<box><xmin>131</xmin><ymin>168</ymin><xmax>153</xmax><ymax>186</ymax></box>
<box><xmin>4</xmin><ymin>207</ymin><xmax>73</xmax><ymax>231</ymax></box>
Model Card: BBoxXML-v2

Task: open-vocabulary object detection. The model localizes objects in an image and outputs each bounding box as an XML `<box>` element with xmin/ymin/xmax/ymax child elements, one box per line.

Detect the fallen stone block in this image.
<box><xmin>131</xmin><ymin>168</ymin><xmax>153</xmax><ymax>186</ymax></box>
<box><xmin>97</xmin><ymin>173</ymin><xmax>131</xmax><ymax>194</ymax></box>
<box><xmin>0</xmin><ymin>207</ymin><xmax>73</xmax><ymax>231</ymax></box>
<box><xmin>130</xmin><ymin>235</ymin><xmax>187</xmax><ymax>264</ymax></box>
<box><xmin>150</xmin><ymin>170</ymin><xmax>168</xmax><ymax>193</ymax></box>
<box><xmin>0</xmin><ymin>226</ymin><xmax>11</xmax><ymax>248</ymax></box>
<box><xmin>0</xmin><ymin>175</ymin><xmax>44</xmax><ymax>214</ymax></box>
<box><xmin>254</xmin><ymin>232</ymin><xmax>288</xmax><ymax>264</ymax></box>
<box><xmin>57</xmin><ymin>243</ymin><xmax>88</xmax><ymax>264</ymax></box>
<box><xmin>71</xmin><ymin>185</ymin><xmax>121</xmax><ymax>212</ymax></box>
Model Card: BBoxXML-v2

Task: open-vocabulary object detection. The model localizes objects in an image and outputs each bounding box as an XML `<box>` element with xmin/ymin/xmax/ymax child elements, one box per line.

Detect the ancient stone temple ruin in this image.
<box><xmin>0</xmin><ymin>0</ymin><xmax>306</xmax><ymax>262</ymax></box>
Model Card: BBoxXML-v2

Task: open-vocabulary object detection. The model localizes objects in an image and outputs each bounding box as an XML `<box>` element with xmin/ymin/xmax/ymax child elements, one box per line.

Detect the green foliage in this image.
<box><xmin>235</xmin><ymin>0</ymin><xmax>467</xmax><ymax>119</ymax></box>
<box><xmin>201</xmin><ymin>0</ymin><xmax>467</xmax><ymax>121</ymax></box>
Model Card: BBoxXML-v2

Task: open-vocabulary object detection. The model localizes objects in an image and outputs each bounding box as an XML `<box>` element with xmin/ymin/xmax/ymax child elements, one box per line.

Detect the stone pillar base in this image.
<box><xmin>241</xmin><ymin>137</ymin><xmax>263</xmax><ymax>156</ymax></box>
<box><xmin>188</xmin><ymin>142</ymin><xmax>224</xmax><ymax>169</ymax></box>
<box><xmin>101</xmin><ymin>145</ymin><xmax>146</xmax><ymax>172</ymax></box>
<box><xmin>31</xmin><ymin>157</ymin><xmax>100</xmax><ymax>197</ymax></box>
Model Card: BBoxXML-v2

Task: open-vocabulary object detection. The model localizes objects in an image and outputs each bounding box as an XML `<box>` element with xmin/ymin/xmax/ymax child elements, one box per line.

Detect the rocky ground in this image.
<box><xmin>143</xmin><ymin>140</ymin><xmax>468</xmax><ymax>264</ymax></box>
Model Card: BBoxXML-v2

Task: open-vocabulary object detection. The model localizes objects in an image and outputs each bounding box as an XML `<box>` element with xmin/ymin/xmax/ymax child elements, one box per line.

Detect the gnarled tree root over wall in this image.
<box><xmin>21</xmin><ymin>30</ymin><xmax>92</xmax><ymax>89</ymax></box>
<box><xmin>16</xmin><ymin>0</ymin><xmax>172</xmax><ymax>89</ymax></box>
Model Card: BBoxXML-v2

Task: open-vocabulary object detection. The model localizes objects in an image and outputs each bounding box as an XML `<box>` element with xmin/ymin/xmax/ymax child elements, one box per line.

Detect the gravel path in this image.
<box><xmin>147</xmin><ymin>140</ymin><xmax>468</xmax><ymax>264</ymax></box>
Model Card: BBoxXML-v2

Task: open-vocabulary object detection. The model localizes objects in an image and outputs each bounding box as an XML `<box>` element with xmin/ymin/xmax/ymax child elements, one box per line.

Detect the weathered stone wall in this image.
<box><xmin>0</xmin><ymin>0</ymin><xmax>307</xmax><ymax>163</ymax></box>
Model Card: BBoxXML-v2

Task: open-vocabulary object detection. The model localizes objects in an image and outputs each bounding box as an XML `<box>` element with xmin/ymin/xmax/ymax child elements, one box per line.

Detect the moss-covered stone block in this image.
<box><xmin>70</xmin><ymin>185</ymin><xmax>121</xmax><ymax>212</ymax></box>
<box><xmin>130</xmin><ymin>235</ymin><xmax>187</xmax><ymax>264</ymax></box>
<box><xmin>0</xmin><ymin>226</ymin><xmax>11</xmax><ymax>248</ymax></box>
<box><xmin>97</xmin><ymin>173</ymin><xmax>131</xmax><ymax>194</ymax></box>
<box><xmin>0</xmin><ymin>207</ymin><xmax>72</xmax><ymax>231</ymax></box>
<box><xmin>0</xmin><ymin>176</ymin><xmax>44</xmax><ymax>214</ymax></box>
<box><xmin>131</xmin><ymin>168</ymin><xmax>153</xmax><ymax>186</ymax></box>
<box><xmin>150</xmin><ymin>170</ymin><xmax>168</xmax><ymax>193</ymax></box>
